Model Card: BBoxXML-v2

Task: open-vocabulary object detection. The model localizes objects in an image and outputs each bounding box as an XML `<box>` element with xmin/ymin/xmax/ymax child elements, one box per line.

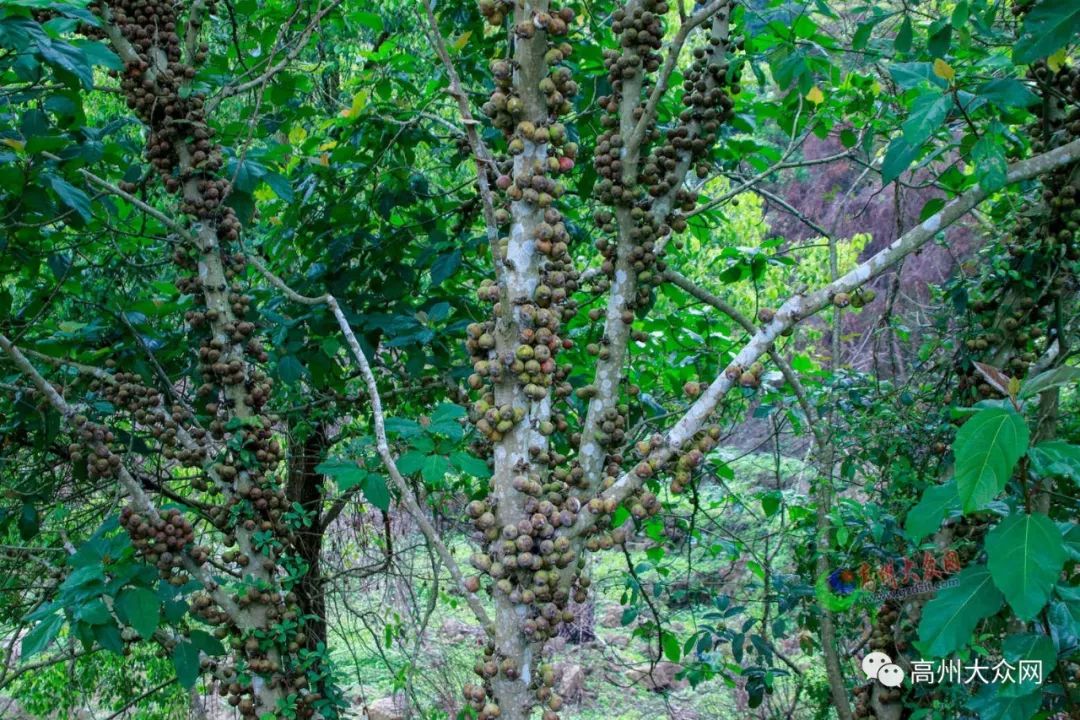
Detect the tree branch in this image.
<box><xmin>422</xmin><ymin>0</ymin><xmax>512</xmax><ymax>321</ymax></box>
<box><xmin>206</xmin><ymin>0</ymin><xmax>343</xmax><ymax>113</ymax></box>
<box><xmin>568</xmin><ymin>136</ymin><xmax>1080</xmax><ymax>540</ymax></box>
<box><xmin>246</xmin><ymin>257</ymin><xmax>495</xmax><ymax>636</ymax></box>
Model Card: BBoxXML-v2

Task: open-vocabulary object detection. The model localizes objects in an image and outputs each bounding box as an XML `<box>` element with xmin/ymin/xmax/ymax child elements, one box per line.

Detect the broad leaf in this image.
<box><xmin>116</xmin><ymin>586</ymin><xmax>160</xmax><ymax>639</ymax></box>
<box><xmin>917</xmin><ymin>565</ymin><xmax>1003</xmax><ymax>656</ymax></box>
<box><xmin>973</xmin><ymin>134</ymin><xmax>1007</xmax><ymax>191</ymax></box>
<box><xmin>975</xmin><ymin>79</ymin><xmax>1038</xmax><ymax>110</ymax></box>
<box><xmin>905</xmin><ymin>481</ymin><xmax>959</xmax><ymax>542</ymax></box>
<box><xmin>1029</xmin><ymin>441</ymin><xmax>1080</xmax><ymax>483</ymax></box>
<box><xmin>48</xmin><ymin>176</ymin><xmax>92</xmax><ymax>222</ymax></box>
<box><xmin>172</xmin><ymin>640</ymin><xmax>201</xmax><ymax>689</ymax></box>
<box><xmin>953</xmin><ymin>407</ymin><xmax>1028</xmax><ymax>512</ymax></box>
<box><xmin>966</xmin><ymin>684</ymin><xmax>1042</xmax><ymax>720</ymax></box>
<box><xmin>986</xmin><ymin>512</ymin><xmax>1066</xmax><ymax>620</ymax></box>
<box><xmin>1019</xmin><ymin>365</ymin><xmax>1080</xmax><ymax>398</ymax></box>
<box><xmin>1014</xmin><ymin>1</ymin><xmax>1080</xmax><ymax>64</ymax></box>
<box><xmin>902</xmin><ymin>92</ymin><xmax>952</xmax><ymax>148</ymax></box>
<box><xmin>881</xmin><ymin>136</ymin><xmax>919</xmax><ymax>185</ymax></box>
<box><xmin>21</xmin><ymin>614</ymin><xmax>64</xmax><ymax>660</ymax></box>
<box><xmin>189</xmin><ymin>629</ymin><xmax>226</xmax><ymax>656</ymax></box>
<box><xmin>315</xmin><ymin>458</ymin><xmax>365</xmax><ymax>488</ymax></box>
<box><xmin>361</xmin><ymin>472</ymin><xmax>390</xmax><ymax>512</ymax></box>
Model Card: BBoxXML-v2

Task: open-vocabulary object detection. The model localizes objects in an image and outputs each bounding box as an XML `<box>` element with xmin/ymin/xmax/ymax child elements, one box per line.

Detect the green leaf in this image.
<box><xmin>355</xmin><ymin>10</ymin><xmax>384</xmax><ymax>33</ymax></box>
<box><xmin>927</xmin><ymin>22</ymin><xmax>952</xmax><ymax>58</ymax></box>
<box><xmin>21</xmin><ymin>614</ymin><xmax>64</xmax><ymax>659</ymax></box>
<box><xmin>1063</xmin><ymin>523</ymin><xmax>1080</xmax><ymax>561</ymax></box>
<box><xmin>919</xmin><ymin>198</ymin><xmax>945</xmax><ymax>221</ymax></box>
<box><xmin>1002</xmin><ymin>632</ymin><xmax>1057</xmax><ymax>674</ymax></box>
<box><xmin>262</xmin><ymin>172</ymin><xmax>293</xmax><ymax>202</ymax></box>
<box><xmin>1029</xmin><ymin>441</ymin><xmax>1080</xmax><ymax>483</ymax></box>
<box><xmin>1013</xmin><ymin>1</ymin><xmax>1080</xmax><ymax>64</ymax></box>
<box><xmin>384</xmin><ymin>417</ymin><xmax>423</xmax><ymax>437</ymax></box>
<box><xmin>276</xmin><ymin>355</ymin><xmax>306</xmax><ymax>386</ymax></box>
<box><xmin>951</xmin><ymin>1</ymin><xmax>969</xmax><ymax>27</ymax></box>
<box><xmin>172</xmin><ymin>640</ymin><xmax>201</xmax><ymax>689</ymax></box>
<box><xmin>361</xmin><ymin>472</ymin><xmax>390</xmax><ymax>512</ymax></box>
<box><xmin>917</xmin><ymin>564</ymin><xmax>1003</xmax><ymax>656</ymax></box>
<box><xmin>116</xmin><ymin>586</ymin><xmax>159</xmax><ymax>638</ymax></box>
<box><xmin>760</xmin><ymin>492</ymin><xmax>781</xmax><ymax>518</ymax></box>
<box><xmin>953</xmin><ymin>407</ymin><xmax>1029</xmax><ymax>512</ymax></box>
<box><xmin>315</xmin><ymin>458</ymin><xmax>365</xmax><ymax>489</ymax></box>
<box><xmin>421</xmin><ymin>454</ymin><xmax>448</xmax><ymax>484</ymax></box>
<box><xmin>889</xmin><ymin>62</ymin><xmax>947</xmax><ymax>90</ymax></box>
<box><xmin>975</xmin><ymin>79</ymin><xmax>1038</xmax><ymax>110</ymax></box>
<box><xmin>852</xmin><ymin>21</ymin><xmax>875</xmax><ymax>51</ymax></box>
<box><xmin>48</xmin><ymin>176</ymin><xmax>92</xmax><ymax>222</ymax></box>
<box><xmin>902</xmin><ymin>92</ymin><xmax>952</xmax><ymax>147</ymax></box>
<box><xmin>189</xmin><ymin>629</ymin><xmax>226</xmax><ymax>656</ymax></box>
<box><xmin>986</xmin><ymin>512</ymin><xmax>1067</xmax><ymax>620</ymax></box>
<box><xmin>92</xmin><ymin>621</ymin><xmax>123</xmax><ymax>654</ymax></box>
<box><xmin>905</xmin><ymin>481</ymin><xmax>959</xmax><ymax>542</ymax></box>
<box><xmin>395</xmin><ymin>451</ymin><xmax>426</xmax><ymax>475</ymax></box>
<box><xmin>966</xmin><ymin>684</ymin><xmax>1042</xmax><ymax>720</ymax></box>
<box><xmin>894</xmin><ymin>16</ymin><xmax>913</xmax><ymax>53</ymax></box>
<box><xmin>661</xmin><ymin>631</ymin><xmax>681</xmax><ymax>662</ymax></box>
<box><xmin>881</xmin><ymin>137</ymin><xmax>919</xmax><ymax>185</ymax></box>
<box><xmin>17</xmin><ymin>503</ymin><xmax>38</xmax><ymax>540</ymax></box>
<box><xmin>972</xmin><ymin>134</ymin><xmax>1007</xmax><ymax>192</ymax></box>
<box><xmin>38</xmin><ymin>40</ymin><xmax>94</xmax><ymax>88</ymax></box>
<box><xmin>430</xmin><ymin>250</ymin><xmax>461</xmax><ymax>287</ymax></box>
<box><xmin>1019</xmin><ymin>365</ymin><xmax>1080</xmax><ymax>398</ymax></box>
<box><xmin>450</xmin><ymin>452</ymin><xmax>492</xmax><ymax>478</ymax></box>
<box><xmin>74</xmin><ymin>598</ymin><xmax>110</xmax><ymax>625</ymax></box>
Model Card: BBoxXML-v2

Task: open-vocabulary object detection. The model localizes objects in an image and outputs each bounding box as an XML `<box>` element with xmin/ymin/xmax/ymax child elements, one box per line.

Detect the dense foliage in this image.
<box><xmin>0</xmin><ymin>0</ymin><xmax>1078</xmax><ymax>719</ymax></box>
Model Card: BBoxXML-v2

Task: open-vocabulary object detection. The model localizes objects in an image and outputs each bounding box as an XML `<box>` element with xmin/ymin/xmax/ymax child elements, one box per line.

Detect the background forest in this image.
<box><xmin>0</xmin><ymin>0</ymin><xmax>1079</xmax><ymax>719</ymax></box>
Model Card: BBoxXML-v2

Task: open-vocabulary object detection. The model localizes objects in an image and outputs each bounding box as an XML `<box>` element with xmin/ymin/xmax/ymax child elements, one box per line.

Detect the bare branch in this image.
<box><xmin>246</xmin><ymin>256</ymin><xmax>495</xmax><ymax>636</ymax></box>
<box><xmin>207</xmin><ymin>0</ymin><xmax>343</xmax><ymax>113</ymax></box>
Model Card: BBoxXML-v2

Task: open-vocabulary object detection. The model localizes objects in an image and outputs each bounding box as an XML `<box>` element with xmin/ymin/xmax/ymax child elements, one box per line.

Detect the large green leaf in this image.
<box><xmin>1019</xmin><ymin>365</ymin><xmax>1080</xmax><ymax>398</ymax></box>
<box><xmin>314</xmin><ymin>458</ymin><xmax>390</xmax><ymax>511</ymax></box>
<box><xmin>966</xmin><ymin>684</ymin><xmax>1042</xmax><ymax>720</ymax></box>
<box><xmin>881</xmin><ymin>136</ymin><xmax>919</xmax><ymax>185</ymax></box>
<box><xmin>917</xmin><ymin>565</ymin><xmax>1003</xmax><ymax>656</ymax></box>
<box><xmin>1014</xmin><ymin>1</ymin><xmax>1080</xmax><ymax>64</ymax></box>
<box><xmin>92</xmin><ymin>621</ymin><xmax>123</xmax><ymax>654</ymax></box>
<box><xmin>315</xmin><ymin>458</ymin><xmax>365</xmax><ymax>488</ymax></box>
<box><xmin>954</xmin><ymin>407</ymin><xmax>1029</xmax><ymax>512</ymax></box>
<box><xmin>1029</xmin><ymin>441</ymin><xmax>1080</xmax><ymax>483</ymax></box>
<box><xmin>1000</xmin><ymin>632</ymin><xmax>1056</xmax><ymax>697</ymax></box>
<box><xmin>361</xmin><ymin>472</ymin><xmax>390</xmax><ymax>511</ymax></box>
<box><xmin>972</xmin><ymin>134</ymin><xmax>1007</xmax><ymax>192</ymax></box>
<box><xmin>172</xmin><ymin>640</ymin><xmax>201</xmax><ymax>689</ymax></box>
<box><xmin>975</xmin><ymin>79</ymin><xmax>1038</xmax><ymax>110</ymax></box>
<box><xmin>116</xmin><ymin>586</ymin><xmax>160</xmax><ymax>639</ymax></box>
<box><xmin>902</xmin><ymin>92</ymin><xmax>952</xmax><ymax>147</ymax></box>
<box><xmin>986</xmin><ymin>512</ymin><xmax>1066</xmax><ymax>620</ymax></box>
<box><xmin>20</xmin><ymin>614</ymin><xmax>64</xmax><ymax>660</ymax></box>
<box><xmin>905</xmin><ymin>481</ymin><xmax>959</xmax><ymax>542</ymax></box>
<box><xmin>48</xmin><ymin>176</ymin><xmax>92</xmax><ymax>222</ymax></box>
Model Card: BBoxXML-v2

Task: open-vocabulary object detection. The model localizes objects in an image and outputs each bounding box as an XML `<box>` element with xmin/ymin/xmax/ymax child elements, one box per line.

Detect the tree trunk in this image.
<box><xmin>286</xmin><ymin>422</ymin><xmax>330</xmax><ymax>650</ymax></box>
